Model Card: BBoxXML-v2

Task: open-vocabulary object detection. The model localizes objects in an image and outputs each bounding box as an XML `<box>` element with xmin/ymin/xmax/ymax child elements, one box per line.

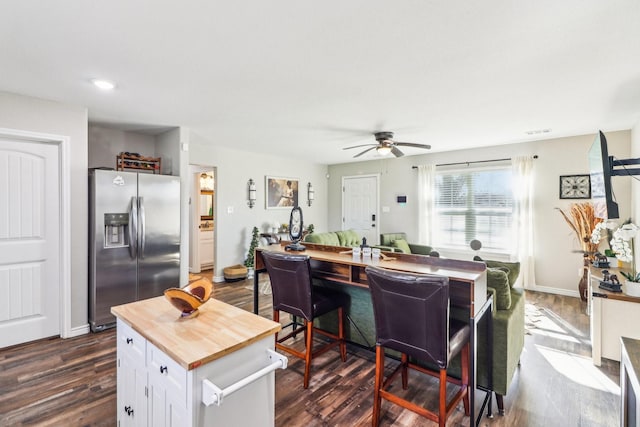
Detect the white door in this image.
<box><xmin>0</xmin><ymin>137</ymin><xmax>60</xmax><ymax>347</ymax></box>
<box><xmin>342</xmin><ymin>175</ymin><xmax>379</xmax><ymax>245</ymax></box>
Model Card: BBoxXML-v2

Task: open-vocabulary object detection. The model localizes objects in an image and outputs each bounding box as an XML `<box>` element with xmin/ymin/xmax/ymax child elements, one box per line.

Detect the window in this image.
<box><xmin>434</xmin><ymin>166</ymin><xmax>513</xmax><ymax>252</ymax></box>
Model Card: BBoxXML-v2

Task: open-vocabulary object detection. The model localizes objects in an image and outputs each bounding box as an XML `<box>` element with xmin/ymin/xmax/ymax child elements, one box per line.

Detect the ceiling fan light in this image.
<box><xmin>376</xmin><ymin>146</ymin><xmax>392</xmax><ymax>156</ymax></box>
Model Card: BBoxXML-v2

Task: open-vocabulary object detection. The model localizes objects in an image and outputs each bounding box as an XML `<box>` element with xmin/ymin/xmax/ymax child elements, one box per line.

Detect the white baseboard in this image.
<box><xmin>525</xmin><ymin>284</ymin><xmax>580</xmax><ymax>298</ymax></box>
<box><xmin>213</xmin><ymin>275</ymin><xmax>225</xmax><ymax>283</ymax></box>
<box><xmin>63</xmin><ymin>323</ymin><xmax>90</xmax><ymax>338</ymax></box>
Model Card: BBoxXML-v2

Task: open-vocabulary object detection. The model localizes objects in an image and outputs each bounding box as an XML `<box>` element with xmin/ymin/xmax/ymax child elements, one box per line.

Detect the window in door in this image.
<box><xmin>434</xmin><ymin>166</ymin><xmax>513</xmax><ymax>253</ymax></box>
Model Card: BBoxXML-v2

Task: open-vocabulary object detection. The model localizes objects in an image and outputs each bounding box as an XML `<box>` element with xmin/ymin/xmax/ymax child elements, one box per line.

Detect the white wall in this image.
<box><xmin>88</xmin><ymin>125</ymin><xmax>157</xmax><ymax>169</ymax></box>
<box><xmin>328</xmin><ymin>131</ymin><xmax>632</xmax><ymax>297</ymax></box>
<box><xmin>188</xmin><ymin>131</ymin><xmax>329</xmax><ymax>280</ymax></box>
<box><xmin>631</xmin><ymin>121</ymin><xmax>640</xmax><ymax>274</ymax></box>
<box><xmin>0</xmin><ymin>91</ymin><xmax>88</xmax><ymax>330</ymax></box>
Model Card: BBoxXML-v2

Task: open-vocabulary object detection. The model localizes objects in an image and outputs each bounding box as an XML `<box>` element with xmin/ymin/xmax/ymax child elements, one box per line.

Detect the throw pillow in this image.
<box><xmin>485</xmin><ymin>260</ymin><xmax>520</xmax><ymax>287</ymax></box>
<box><xmin>391</xmin><ymin>238</ymin><xmax>412</xmax><ymax>254</ymax></box>
<box><xmin>487</xmin><ymin>268</ymin><xmax>511</xmax><ymax>310</ymax></box>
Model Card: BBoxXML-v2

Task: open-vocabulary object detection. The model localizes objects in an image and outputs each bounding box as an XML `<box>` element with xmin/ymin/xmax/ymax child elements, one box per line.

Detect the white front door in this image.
<box><xmin>0</xmin><ymin>136</ymin><xmax>60</xmax><ymax>347</ymax></box>
<box><xmin>342</xmin><ymin>175</ymin><xmax>379</xmax><ymax>245</ymax></box>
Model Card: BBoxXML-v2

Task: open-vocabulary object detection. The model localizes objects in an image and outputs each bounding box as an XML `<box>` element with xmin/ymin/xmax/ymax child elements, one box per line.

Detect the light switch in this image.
<box><xmin>382</xmin><ymin>206</ymin><xmax>390</xmax><ymax>213</ymax></box>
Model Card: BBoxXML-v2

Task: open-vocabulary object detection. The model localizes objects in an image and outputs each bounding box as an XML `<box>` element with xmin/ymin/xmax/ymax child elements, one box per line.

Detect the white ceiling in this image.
<box><xmin>2</xmin><ymin>1</ymin><xmax>639</xmax><ymax>164</ymax></box>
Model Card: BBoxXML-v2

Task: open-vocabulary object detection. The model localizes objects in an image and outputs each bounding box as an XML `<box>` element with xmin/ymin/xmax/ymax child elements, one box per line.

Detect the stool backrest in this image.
<box><xmin>366</xmin><ymin>266</ymin><xmax>450</xmax><ymax>367</ymax></box>
<box><xmin>262</xmin><ymin>251</ymin><xmax>314</xmax><ymax>320</ymax></box>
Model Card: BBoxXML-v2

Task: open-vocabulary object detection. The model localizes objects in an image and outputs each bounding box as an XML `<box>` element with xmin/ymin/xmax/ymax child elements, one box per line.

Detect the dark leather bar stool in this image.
<box><xmin>262</xmin><ymin>251</ymin><xmax>349</xmax><ymax>389</ymax></box>
<box><xmin>365</xmin><ymin>266</ymin><xmax>470</xmax><ymax>427</ymax></box>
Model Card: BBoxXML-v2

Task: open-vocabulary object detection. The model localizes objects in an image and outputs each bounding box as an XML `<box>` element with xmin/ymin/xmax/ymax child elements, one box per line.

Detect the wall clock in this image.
<box><xmin>559</xmin><ymin>174</ymin><xmax>591</xmax><ymax>199</ymax></box>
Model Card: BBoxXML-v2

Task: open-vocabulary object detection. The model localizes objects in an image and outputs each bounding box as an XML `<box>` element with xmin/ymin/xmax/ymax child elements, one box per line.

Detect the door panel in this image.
<box><xmin>0</xmin><ymin>138</ymin><xmax>59</xmax><ymax>347</ymax></box>
<box><xmin>90</xmin><ymin>170</ymin><xmax>138</xmax><ymax>330</ymax></box>
<box><xmin>343</xmin><ymin>175</ymin><xmax>379</xmax><ymax>245</ymax></box>
<box><xmin>137</xmin><ymin>174</ymin><xmax>180</xmax><ymax>300</ymax></box>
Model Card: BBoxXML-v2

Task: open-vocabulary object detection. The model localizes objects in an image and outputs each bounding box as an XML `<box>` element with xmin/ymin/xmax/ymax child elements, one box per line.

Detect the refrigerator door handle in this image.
<box><xmin>139</xmin><ymin>197</ymin><xmax>146</xmax><ymax>259</ymax></box>
<box><xmin>129</xmin><ymin>196</ymin><xmax>138</xmax><ymax>259</ymax></box>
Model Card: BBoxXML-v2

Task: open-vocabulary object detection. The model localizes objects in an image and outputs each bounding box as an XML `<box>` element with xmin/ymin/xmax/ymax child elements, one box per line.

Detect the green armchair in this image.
<box><xmin>378</xmin><ymin>232</ymin><xmax>433</xmax><ymax>255</ymax></box>
<box><xmin>474</xmin><ymin>256</ymin><xmax>525</xmax><ymax>415</ymax></box>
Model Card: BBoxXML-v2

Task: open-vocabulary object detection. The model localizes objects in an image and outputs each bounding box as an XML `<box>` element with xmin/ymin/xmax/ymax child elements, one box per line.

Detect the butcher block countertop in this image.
<box><xmin>111</xmin><ymin>297</ymin><xmax>281</xmax><ymax>370</ymax></box>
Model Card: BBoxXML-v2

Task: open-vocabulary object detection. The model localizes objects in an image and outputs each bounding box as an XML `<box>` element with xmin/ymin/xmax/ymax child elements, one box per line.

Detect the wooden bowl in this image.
<box><xmin>164</xmin><ymin>278</ymin><xmax>213</xmax><ymax>318</ymax></box>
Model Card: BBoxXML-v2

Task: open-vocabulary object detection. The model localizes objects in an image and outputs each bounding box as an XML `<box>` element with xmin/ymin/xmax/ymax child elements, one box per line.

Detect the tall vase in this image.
<box><xmin>578</xmin><ymin>255</ymin><xmax>589</xmax><ymax>302</ymax></box>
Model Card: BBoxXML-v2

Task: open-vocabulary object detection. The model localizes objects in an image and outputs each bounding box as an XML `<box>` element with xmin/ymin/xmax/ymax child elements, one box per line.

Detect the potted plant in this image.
<box><xmin>610</xmin><ymin>223</ymin><xmax>640</xmax><ymax>296</ymax></box>
<box><xmin>245</xmin><ymin>226</ymin><xmax>260</xmax><ymax>278</ymax></box>
<box><xmin>557</xmin><ymin>203</ymin><xmax>602</xmax><ymax>301</ymax></box>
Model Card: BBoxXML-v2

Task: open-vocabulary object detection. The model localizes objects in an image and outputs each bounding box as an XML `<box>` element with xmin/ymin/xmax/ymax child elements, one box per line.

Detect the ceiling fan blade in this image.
<box><xmin>394</xmin><ymin>142</ymin><xmax>432</xmax><ymax>149</ymax></box>
<box><xmin>354</xmin><ymin>146</ymin><xmax>378</xmax><ymax>158</ymax></box>
<box><xmin>391</xmin><ymin>146</ymin><xmax>405</xmax><ymax>157</ymax></box>
<box><xmin>343</xmin><ymin>143</ymin><xmax>376</xmax><ymax>150</ymax></box>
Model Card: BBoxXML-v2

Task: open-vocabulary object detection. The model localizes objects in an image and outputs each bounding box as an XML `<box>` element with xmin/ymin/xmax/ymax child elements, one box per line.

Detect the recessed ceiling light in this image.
<box><xmin>91</xmin><ymin>79</ymin><xmax>116</xmax><ymax>90</ymax></box>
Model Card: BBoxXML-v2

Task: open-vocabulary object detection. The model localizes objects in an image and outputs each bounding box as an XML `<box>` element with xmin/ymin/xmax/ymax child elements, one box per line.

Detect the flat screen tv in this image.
<box><xmin>589</xmin><ymin>131</ymin><xmax>619</xmax><ymax>219</ymax></box>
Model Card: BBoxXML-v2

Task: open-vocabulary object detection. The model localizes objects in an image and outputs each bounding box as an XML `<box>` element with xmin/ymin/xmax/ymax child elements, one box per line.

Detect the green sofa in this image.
<box><xmin>378</xmin><ymin>232</ymin><xmax>434</xmax><ymax>255</ymax></box>
<box><xmin>303</xmin><ymin>229</ymin><xmax>362</xmax><ymax>247</ymax></box>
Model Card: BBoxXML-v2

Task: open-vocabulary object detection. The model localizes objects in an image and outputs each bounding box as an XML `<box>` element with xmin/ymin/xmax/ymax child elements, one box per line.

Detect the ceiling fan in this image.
<box><xmin>343</xmin><ymin>131</ymin><xmax>431</xmax><ymax>158</ymax></box>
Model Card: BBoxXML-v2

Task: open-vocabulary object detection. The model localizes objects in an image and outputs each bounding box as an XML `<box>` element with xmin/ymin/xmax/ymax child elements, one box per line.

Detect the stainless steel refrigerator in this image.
<box><xmin>89</xmin><ymin>169</ymin><xmax>180</xmax><ymax>332</ymax></box>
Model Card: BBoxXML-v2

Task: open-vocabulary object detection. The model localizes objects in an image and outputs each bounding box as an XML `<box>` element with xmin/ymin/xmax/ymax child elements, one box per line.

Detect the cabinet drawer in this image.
<box><xmin>117</xmin><ymin>319</ymin><xmax>146</xmax><ymax>362</ymax></box>
<box><xmin>147</xmin><ymin>342</ymin><xmax>187</xmax><ymax>403</ymax></box>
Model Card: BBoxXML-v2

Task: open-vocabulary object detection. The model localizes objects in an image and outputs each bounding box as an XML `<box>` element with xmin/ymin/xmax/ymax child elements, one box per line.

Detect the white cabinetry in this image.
<box><xmin>199</xmin><ymin>230</ymin><xmax>213</xmax><ymax>269</ymax></box>
<box><xmin>113</xmin><ymin>297</ymin><xmax>282</xmax><ymax>427</ymax></box>
<box><xmin>117</xmin><ymin>321</ymin><xmax>148</xmax><ymax>426</ymax></box>
<box><xmin>589</xmin><ymin>266</ymin><xmax>640</xmax><ymax>365</ymax></box>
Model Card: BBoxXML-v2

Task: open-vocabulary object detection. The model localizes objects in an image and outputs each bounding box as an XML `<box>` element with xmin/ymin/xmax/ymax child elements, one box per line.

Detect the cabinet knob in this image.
<box><xmin>126</xmin><ymin>337</ymin><xmax>133</xmax><ymax>344</ymax></box>
<box><xmin>160</xmin><ymin>365</ymin><xmax>168</xmax><ymax>374</ymax></box>
<box><xmin>124</xmin><ymin>405</ymin><xmax>133</xmax><ymax>416</ymax></box>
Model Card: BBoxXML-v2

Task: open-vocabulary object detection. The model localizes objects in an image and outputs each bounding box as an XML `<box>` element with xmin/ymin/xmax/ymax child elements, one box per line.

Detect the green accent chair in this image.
<box><xmin>474</xmin><ymin>256</ymin><xmax>525</xmax><ymax>415</ymax></box>
<box><xmin>378</xmin><ymin>232</ymin><xmax>433</xmax><ymax>255</ymax></box>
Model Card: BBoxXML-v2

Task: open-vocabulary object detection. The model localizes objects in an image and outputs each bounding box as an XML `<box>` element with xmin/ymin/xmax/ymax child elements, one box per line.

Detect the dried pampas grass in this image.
<box><xmin>556</xmin><ymin>202</ymin><xmax>603</xmax><ymax>255</ymax></box>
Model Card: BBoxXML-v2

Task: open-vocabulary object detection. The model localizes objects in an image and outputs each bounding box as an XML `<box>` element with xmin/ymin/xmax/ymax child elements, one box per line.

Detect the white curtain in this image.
<box><xmin>417</xmin><ymin>164</ymin><xmax>436</xmax><ymax>245</ymax></box>
<box><xmin>511</xmin><ymin>156</ymin><xmax>536</xmax><ymax>288</ymax></box>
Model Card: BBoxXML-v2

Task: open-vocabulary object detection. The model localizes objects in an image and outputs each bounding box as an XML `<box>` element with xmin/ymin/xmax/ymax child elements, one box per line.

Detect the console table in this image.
<box><xmin>589</xmin><ymin>266</ymin><xmax>640</xmax><ymax>365</ymax></box>
<box><xmin>254</xmin><ymin>242</ymin><xmax>492</xmax><ymax>426</ymax></box>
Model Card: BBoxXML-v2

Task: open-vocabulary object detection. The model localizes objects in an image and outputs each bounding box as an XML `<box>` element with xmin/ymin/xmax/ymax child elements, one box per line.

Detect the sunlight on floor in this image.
<box><xmin>536</xmin><ymin>345</ymin><xmax>619</xmax><ymax>395</ymax></box>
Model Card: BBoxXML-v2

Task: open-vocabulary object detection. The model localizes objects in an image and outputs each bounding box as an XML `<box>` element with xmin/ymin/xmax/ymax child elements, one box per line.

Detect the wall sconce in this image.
<box><xmin>248</xmin><ymin>179</ymin><xmax>256</xmax><ymax>208</ymax></box>
<box><xmin>307</xmin><ymin>182</ymin><xmax>314</xmax><ymax>207</ymax></box>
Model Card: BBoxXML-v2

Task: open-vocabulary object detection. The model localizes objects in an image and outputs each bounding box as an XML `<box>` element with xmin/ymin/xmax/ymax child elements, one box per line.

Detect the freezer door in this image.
<box><xmin>89</xmin><ymin>170</ymin><xmax>138</xmax><ymax>331</ymax></box>
<box><xmin>137</xmin><ymin>174</ymin><xmax>181</xmax><ymax>300</ymax></box>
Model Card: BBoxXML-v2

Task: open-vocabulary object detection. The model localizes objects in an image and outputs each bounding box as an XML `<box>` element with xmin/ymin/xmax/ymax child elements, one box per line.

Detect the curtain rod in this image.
<box><xmin>411</xmin><ymin>154</ymin><xmax>538</xmax><ymax>169</ymax></box>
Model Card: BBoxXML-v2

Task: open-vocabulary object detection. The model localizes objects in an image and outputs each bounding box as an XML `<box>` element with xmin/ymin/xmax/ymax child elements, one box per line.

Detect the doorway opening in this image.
<box><xmin>189</xmin><ymin>165</ymin><xmax>216</xmax><ymax>274</ymax></box>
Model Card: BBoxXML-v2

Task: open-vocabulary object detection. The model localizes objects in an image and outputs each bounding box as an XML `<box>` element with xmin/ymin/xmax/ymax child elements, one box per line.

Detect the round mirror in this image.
<box><xmin>285</xmin><ymin>207</ymin><xmax>306</xmax><ymax>251</ymax></box>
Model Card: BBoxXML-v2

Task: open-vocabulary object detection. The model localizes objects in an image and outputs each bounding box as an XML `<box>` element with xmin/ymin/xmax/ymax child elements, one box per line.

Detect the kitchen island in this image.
<box><xmin>111</xmin><ymin>296</ymin><xmax>282</xmax><ymax>427</ymax></box>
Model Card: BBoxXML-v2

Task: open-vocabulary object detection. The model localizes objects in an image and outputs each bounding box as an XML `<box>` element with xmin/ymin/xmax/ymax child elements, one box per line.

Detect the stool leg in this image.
<box><xmin>439</xmin><ymin>369</ymin><xmax>447</xmax><ymax>427</ymax></box>
<box><xmin>303</xmin><ymin>319</ymin><xmax>313</xmax><ymax>389</ymax></box>
<box><xmin>401</xmin><ymin>353</ymin><xmax>408</xmax><ymax>390</ymax></box>
<box><xmin>461</xmin><ymin>342</ymin><xmax>470</xmax><ymax>416</ymax></box>
<box><xmin>273</xmin><ymin>310</ymin><xmax>280</xmax><ymax>342</ymax></box>
<box><xmin>372</xmin><ymin>345</ymin><xmax>384</xmax><ymax>427</ymax></box>
<box><xmin>338</xmin><ymin>307</ymin><xmax>346</xmax><ymax>362</ymax></box>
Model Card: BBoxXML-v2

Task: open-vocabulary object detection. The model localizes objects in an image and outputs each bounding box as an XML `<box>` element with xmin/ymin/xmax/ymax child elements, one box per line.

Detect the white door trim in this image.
<box><xmin>341</xmin><ymin>173</ymin><xmax>380</xmax><ymax>244</ymax></box>
<box><xmin>0</xmin><ymin>127</ymin><xmax>72</xmax><ymax>339</ymax></box>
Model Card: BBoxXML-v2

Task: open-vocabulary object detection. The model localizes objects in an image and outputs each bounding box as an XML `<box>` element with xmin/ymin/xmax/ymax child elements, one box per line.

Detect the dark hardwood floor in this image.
<box><xmin>0</xmin><ymin>273</ymin><xmax>621</xmax><ymax>426</ymax></box>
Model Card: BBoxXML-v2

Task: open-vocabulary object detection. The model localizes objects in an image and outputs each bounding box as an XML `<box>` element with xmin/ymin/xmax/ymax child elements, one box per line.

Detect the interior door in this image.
<box><xmin>0</xmin><ymin>136</ymin><xmax>60</xmax><ymax>347</ymax></box>
<box><xmin>342</xmin><ymin>175</ymin><xmax>379</xmax><ymax>245</ymax></box>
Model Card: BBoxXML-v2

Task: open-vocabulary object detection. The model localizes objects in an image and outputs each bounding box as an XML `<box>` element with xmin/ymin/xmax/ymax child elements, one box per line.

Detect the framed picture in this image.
<box><xmin>266</xmin><ymin>176</ymin><xmax>299</xmax><ymax>209</ymax></box>
<box><xmin>559</xmin><ymin>174</ymin><xmax>591</xmax><ymax>199</ymax></box>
